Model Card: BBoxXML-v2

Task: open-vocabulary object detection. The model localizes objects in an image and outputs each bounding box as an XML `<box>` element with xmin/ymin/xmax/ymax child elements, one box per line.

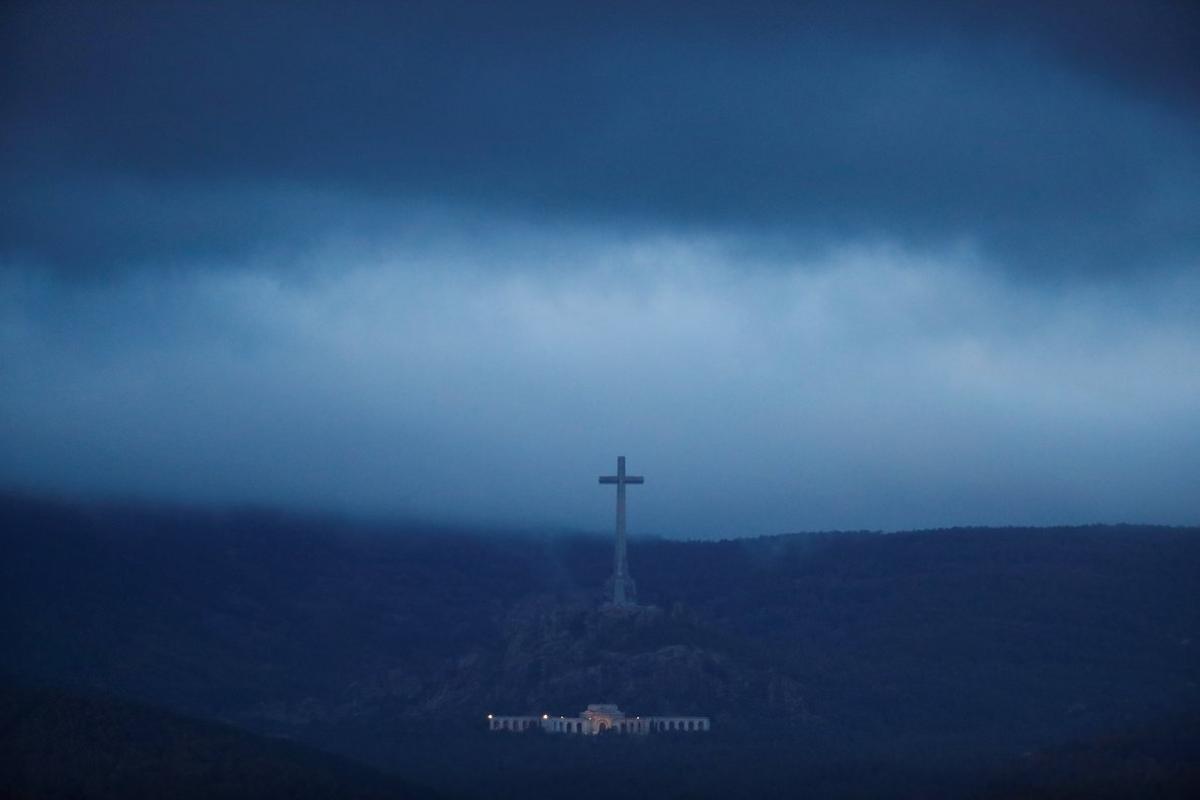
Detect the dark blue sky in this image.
<box><xmin>2</xmin><ymin>1</ymin><xmax>1198</xmax><ymax>535</ymax></box>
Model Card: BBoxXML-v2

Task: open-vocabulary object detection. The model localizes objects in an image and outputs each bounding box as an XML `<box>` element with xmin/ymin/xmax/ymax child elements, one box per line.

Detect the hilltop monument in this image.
<box><xmin>486</xmin><ymin>461</ymin><xmax>714</xmax><ymax>732</ymax></box>
<box><xmin>599</xmin><ymin>456</ymin><xmax>643</xmax><ymax>606</ymax></box>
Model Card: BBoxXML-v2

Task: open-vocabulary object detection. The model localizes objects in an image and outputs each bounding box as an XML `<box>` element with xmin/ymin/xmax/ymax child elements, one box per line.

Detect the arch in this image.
<box><xmin>598</xmin><ymin>721</ymin><xmax>609</xmax><ymax>732</ymax></box>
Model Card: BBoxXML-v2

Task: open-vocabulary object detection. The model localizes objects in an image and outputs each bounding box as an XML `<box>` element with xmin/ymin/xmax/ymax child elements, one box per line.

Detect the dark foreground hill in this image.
<box><xmin>0</xmin><ymin>682</ymin><xmax>440</xmax><ymax>800</ymax></box>
<box><xmin>2</xmin><ymin>491</ymin><xmax>1198</xmax><ymax>797</ymax></box>
<box><xmin>982</xmin><ymin>710</ymin><xmax>1200</xmax><ymax>799</ymax></box>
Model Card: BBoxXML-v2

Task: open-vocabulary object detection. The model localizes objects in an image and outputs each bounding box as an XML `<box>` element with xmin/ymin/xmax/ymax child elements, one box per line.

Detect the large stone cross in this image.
<box><xmin>599</xmin><ymin>456</ymin><xmax>643</xmax><ymax>606</ymax></box>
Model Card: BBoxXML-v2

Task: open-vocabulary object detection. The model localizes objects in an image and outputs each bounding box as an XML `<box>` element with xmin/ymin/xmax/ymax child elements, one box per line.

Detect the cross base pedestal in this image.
<box><xmin>605</xmin><ymin>574</ymin><xmax>638</xmax><ymax>607</ymax></box>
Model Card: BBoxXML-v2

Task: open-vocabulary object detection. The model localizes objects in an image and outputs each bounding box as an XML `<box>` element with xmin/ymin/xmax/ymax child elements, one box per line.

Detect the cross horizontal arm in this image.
<box><xmin>599</xmin><ymin>476</ymin><xmax>644</xmax><ymax>484</ymax></box>
<box><xmin>599</xmin><ymin>476</ymin><xmax>618</xmax><ymax>484</ymax></box>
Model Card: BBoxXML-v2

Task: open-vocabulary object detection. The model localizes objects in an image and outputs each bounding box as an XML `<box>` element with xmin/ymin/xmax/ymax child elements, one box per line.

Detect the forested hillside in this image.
<box><xmin>2</xmin><ymin>492</ymin><xmax>1198</xmax><ymax>798</ymax></box>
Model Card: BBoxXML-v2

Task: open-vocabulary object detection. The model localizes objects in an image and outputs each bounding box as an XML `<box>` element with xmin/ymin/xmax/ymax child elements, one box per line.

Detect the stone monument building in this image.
<box><xmin>488</xmin><ymin>704</ymin><xmax>710</xmax><ymax>735</ymax></box>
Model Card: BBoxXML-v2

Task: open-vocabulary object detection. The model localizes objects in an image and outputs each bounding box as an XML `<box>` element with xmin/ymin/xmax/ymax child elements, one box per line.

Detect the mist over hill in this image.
<box><xmin>2</xmin><ymin>492</ymin><xmax>1198</xmax><ymax>798</ymax></box>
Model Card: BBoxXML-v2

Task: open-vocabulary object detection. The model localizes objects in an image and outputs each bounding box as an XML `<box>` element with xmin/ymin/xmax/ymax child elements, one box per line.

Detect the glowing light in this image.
<box><xmin>487</xmin><ymin>714</ymin><xmax>493</xmax><ymax>719</ymax></box>
<box><xmin>542</xmin><ymin>714</ymin><xmax>549</xmax><ymax>719</ymax></box>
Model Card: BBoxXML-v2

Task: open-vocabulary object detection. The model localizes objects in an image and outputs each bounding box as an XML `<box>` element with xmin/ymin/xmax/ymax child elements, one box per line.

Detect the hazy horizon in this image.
<box><xmin>4</xmin><ymin>485</ymin><xmax>1195</xmax><ymax>544</ymax></box>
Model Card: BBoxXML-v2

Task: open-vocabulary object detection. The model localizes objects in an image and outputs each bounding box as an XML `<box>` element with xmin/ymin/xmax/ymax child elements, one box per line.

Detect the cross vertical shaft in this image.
<box><xmin>599</xmin><ymin>456</ymin><xmax>644</xmax><ymax>606</ymax></box>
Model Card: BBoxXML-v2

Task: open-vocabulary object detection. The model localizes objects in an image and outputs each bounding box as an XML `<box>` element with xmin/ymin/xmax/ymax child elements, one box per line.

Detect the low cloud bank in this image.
<box><xmin>2</xmin><ymin>225</ymin><xmax>1196</xmax><ymax>536</ymax></box>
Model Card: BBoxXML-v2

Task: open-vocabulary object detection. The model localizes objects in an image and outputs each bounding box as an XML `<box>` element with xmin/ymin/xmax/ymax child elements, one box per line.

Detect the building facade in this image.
<box><xmin>487</xmin><ymin>703</ymin><xmax>710</xmax><ymax>735</ymax></box>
